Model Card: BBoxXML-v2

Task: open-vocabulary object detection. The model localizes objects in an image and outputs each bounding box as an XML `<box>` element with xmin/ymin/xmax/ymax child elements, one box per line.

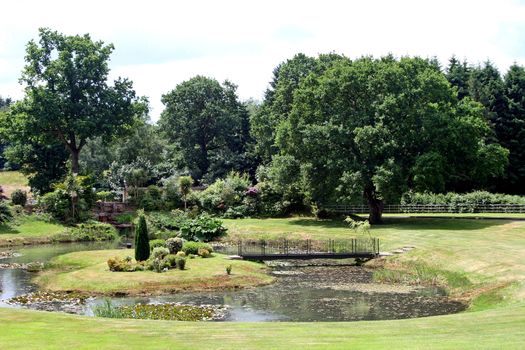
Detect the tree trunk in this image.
<box><xmin>364</xmin><ymin>189</ymin><xmax>383</xmax><ymax>224</ymax></box>
<box><xmin>70</xmin><ymin>148</ymin><xmax>80</xmax><ymax>175</ymax></box>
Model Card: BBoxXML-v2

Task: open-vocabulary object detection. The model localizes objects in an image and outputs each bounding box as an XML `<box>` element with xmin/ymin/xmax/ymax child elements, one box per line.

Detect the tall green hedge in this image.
<box><xmin>134</xmin><ymin>214</ymin><xmax>150</xmax><ymax>261</ymax></box>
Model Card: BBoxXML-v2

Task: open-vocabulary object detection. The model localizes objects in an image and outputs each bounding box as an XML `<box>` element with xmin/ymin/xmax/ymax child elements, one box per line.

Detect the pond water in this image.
<box><xmin>0</xmin><ymin>242</ymin><xmax>466</xmax><ymax>322</ymax></box>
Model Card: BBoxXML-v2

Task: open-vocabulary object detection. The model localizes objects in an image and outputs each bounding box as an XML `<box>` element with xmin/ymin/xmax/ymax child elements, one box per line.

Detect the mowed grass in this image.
<box><xmin>224</xmin><ymin>217</ymin><xmax>525</xmax><ymax>298</ymax></box>
<box><xmin>1</xmin><ymin>216</ymin><xmax>525</xmax><ymax>348</ymax></box>
<box><xmin>36</xmin><ymin>249</ymin><xmax>274</xmax><ymax>294</ymax></box>
<box><xmin>0</xmin><ymin>215</ymin><xmax>67</xmax><ymax>246</ymax></box>
<box><xmin>0</xmin><ymin>170</ymin><xmax>30</xmax><ymax>198</ymax></box>
<box><xmin>0</xmin><ymin>301</ymin><xmax>523</xmax><ymax>349</ymax></box>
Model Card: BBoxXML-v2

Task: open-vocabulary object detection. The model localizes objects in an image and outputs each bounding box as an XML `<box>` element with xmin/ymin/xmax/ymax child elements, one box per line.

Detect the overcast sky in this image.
<box><xmin>2</xmin><ymin>0</ymin><xmax>525</xmax><ymax>121</ymax></box>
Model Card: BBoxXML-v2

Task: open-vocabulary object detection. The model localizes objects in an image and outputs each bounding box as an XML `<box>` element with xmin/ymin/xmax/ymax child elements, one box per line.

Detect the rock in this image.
<box><xmin>379</xmin><ymin>252</ymin><xmax>393</xmax><ymax>256</ymax></box>
<box><xmin>391</xmin><ymin>249</ymin><xmax>405</xmax><ymax>254</ymax></box>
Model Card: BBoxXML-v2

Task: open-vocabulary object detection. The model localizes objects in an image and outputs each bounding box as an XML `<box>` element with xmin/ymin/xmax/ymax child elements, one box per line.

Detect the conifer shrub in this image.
<box><xmin>134</xmin><ymin>214</ymin><xmax>150</xmax><ymax>261</ymax></box>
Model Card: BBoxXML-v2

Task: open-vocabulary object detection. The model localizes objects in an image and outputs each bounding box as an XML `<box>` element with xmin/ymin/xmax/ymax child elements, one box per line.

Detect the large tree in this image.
<box><xmin>500</xmin><ymin>64</ymin><xmax>525</xmax><ymax>193</ymax></box>
<box><xmin>273</xmin><ymin>56</ymin><xmax>508</xmax><ymax>223</ymax></box>
<box><xmin>251</xmin><ymin>53</ymin><xmax>344</xmax><ymax>163</ymax></box>
<box><xmin>14</xmin><ymin>28</ymin><xmax>138</xmax><ymax>174</ymax></box>
<box><xmin>160</xmin><ymin>76</ymin><xmax>251</xmax><ymax>182</ymax></box>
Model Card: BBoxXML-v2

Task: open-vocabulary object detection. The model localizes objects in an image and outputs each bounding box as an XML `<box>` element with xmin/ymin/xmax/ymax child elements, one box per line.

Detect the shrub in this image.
<box><xmin>0</xmin><ymin>186</ymin><xmax>7</xmax><ymax>201</ymax></box>
<box><xmin>145</xmin><ymin>210</ymin><xmax>190</xmax><ymax>238</ymax></box>
<box><xmin>400</xmin><ymin>191</ymin><xmax>525</xmax><ymax>212</ymax></box>
<box><xmin>152</xmin><ymin>247</ymin><xmax>170</xmax><ymax>260</ymax></box>
<box><xmin>67</xmin><ymin>222</ymin><xmax>119</xmax><ymax>241</ymax></box>
<box><xmin>135</xmin><ymin>214</ymin><xmax>150</xmax><ymax>261</ymax></box>
<box><xmin>176</xmin><ymin>251</ymin><xmax>186</xmax><ymax>257</ymax></box>
<box><xmin>162</xmin><ymin>176</ymin><xmax>183</xmax><ymax>210</ymax></box>
<box><xmin>115</xmin><ymin>213</ymin><xmax>134</xmax><ymax>224</ymax></box>
<box><xmin>226</xmin><ymin>265</ymin><xmax>232</xmax><ymax>275</ymax></box>
<box><xmin>140</xmin><ymin>185</ymin><xmax>163</xmax><ymax>211</ymax></box>
<box><xmin>166</xmin><ymin>237</ymin><xmax>183</xmax><ymax>254</ymax></box>
<box><xmin>0</xmin><ymin>201</ymin><xmax>13</xmax><ymax>224</ymax></box>
<box><xmin>179</xmin><ymin>213</ymin><xmax>227</xmax><ymax>242</ymax></box>
<box><xmin>96</xmin><ymin>191</ymin><xmax>114</xmax><ymax>202</ymax></box>
<box><xmin>107</xmin><ymin>257</ymin><xmax>135</xmax><ymax>272</ymax></box>
<box><xmin>182</xmin><ymin>241</ymin><xmax>213</xmax><ymax>255</ymax></box>
<box><xmin>175</xmin><ymin>256</ymin><xmax>187</xmax><ymax>270</ymax></box>
<box><xmin>149</xmin><ymin>239</ymin><xmax>166</xmax><ymax>250</ymax></box>
<box><xmin>197</xmin><ymin>248</ymin><xmax>211</xmax><ymax>258</ymax></box>
<box><xmin>166</xmin><ymin>254</ymin><xmax>178</xmax><ymax>268</ymax></box>
<box><xmin>38</xmin><ymin>174</ymin><xmax>96</xmax><ymax>223</ymax></box>
<box><xmin>11</xmin><ymin>189</ymin><xmax>27</xmax><ymax>206</ymax></box>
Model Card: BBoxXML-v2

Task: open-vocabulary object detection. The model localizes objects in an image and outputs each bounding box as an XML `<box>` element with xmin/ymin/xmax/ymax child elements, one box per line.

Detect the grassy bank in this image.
<box><xmin>0</xmin><ymin>302</ymin><xmax>523</xmax><ymax>349</ymax></box>
<box><xmin>36</xmin><ymin>249</ymin><xmax>273</xmax><ymax>295</ymax></box>
<box><xmin>0</xmin><ymin>215</ymin><xmax>67</xmax><ymax>247</ymax></box>
<box><xmin>0</xmin><ymin>170</ymin><xmax>30</xmax><ymax>198</ymax></box>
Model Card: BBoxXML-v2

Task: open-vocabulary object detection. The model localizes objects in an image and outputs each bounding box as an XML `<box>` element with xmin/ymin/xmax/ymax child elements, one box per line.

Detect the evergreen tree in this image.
<box><xmin>134</xmin><ymin>214</ymin><xmax>150</xmax><ymax>261</ymax></box>
<box><xmin>446</xmin><ymin>56</ymin><xmax>471</xmax><ymax>100</ymax></box>
<box><xmin>500</xmin><ymin>64</ymin><xmax>525</xmax><ymax>193</ymax></box>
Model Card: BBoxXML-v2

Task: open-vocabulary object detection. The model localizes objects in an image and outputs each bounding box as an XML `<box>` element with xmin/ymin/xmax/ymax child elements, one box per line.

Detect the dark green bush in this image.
<box><xmin>0</xmin><ymin>201</ymin><xmax>12</xmax><ymax>224</ymax></box>
<box><xmin>135</xmin><ymin>214</ymin><xmax>150</xmax><ymax>261</ymax></box>
<box><xmin>68</xmin><ymin>222</ymin><xmax>118</xmax><ymax>241</ymax></box>
<box><xmin>145</xmin><ymin>210</ymin><xmax>189</xmax><ymax>237</ymax></box>
<box><xmin>38</xmin><ymin>174</ymin><xmax>96</xmax><ymax>223</ymax></box>
<box><xmin>182</xmin><ymin>241</ymin><xmax>213</xmax><ymax>255</ymax></box>
<box><xmin>166</xmin><ymin>237</ymin><xmax>183</xmax><ymax>254</ymax></box>
<box><xmin>179</xmin><ymin>213</ymin><xmax>227</xmax><ymax>242</ymax></box>
<box><xmin>139</xmin><ymin>185</ymin><xmax>164</xmax><ymax>211</ymax></box>
<box><xmin>175</xmin><ymin>256</ymin><xmax>186</xmax><ymax>270</ymax></box>
<box><xmin>11</xmin><ymin>189</ymin><xmax>27</xmax><ymax>206</ymax></box>
<box><xmin>166</xmin><ymin>254</ymin><xmax>178</xmax><ymax>267</ymax></box>
<box><xmin>149</xmin><ymin>239</ymin><xmax>166</xmax><ymax>250</ymax></box>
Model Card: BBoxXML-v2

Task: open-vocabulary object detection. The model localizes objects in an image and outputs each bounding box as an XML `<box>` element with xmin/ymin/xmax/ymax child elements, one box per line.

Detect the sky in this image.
<box><xmin>2</xmin><ymin>0</ymin><xmax>525</xmax><ymax>122</ymax></box>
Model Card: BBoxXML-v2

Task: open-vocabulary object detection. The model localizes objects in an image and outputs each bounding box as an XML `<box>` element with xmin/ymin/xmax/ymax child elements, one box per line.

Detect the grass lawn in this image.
<box><xmin>0</xmin><ymin>215</ymin><xmax>67</xmax><ymax>246</ymax></box>
<box><xmin>36</xmin><ymin>249</ymin><xmax>274</xmax><ymax>295</ymax></box>
<box><xmin>0</xmin><ymin>170</ymin><xmax>30</xmax><ymax>198</ymax></box>
<box><xmin>1</xmin><ymin>216</ymin><xmax>525</xmax><ymax>349</ymax></box>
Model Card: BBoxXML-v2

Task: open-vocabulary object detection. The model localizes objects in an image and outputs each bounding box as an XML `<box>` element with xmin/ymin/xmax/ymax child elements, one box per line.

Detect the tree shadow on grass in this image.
<box><xmin>0</xmin><ymin>224</ymin><xmax>20</xmax><ymax>234</ymax></box>
<box><xmin>289</xmin><ymin>217</ymin><xmax>508</xmax><ymax>231</ymax></box>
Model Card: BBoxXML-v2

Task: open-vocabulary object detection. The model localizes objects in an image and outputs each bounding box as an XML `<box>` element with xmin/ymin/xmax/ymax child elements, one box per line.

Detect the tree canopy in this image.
<box><xmin>269</xmin><ymin>56</ymin><xmax>508</xmax><ymax>223</ymax></box>
<box><xmin>12</xmin><ymin>28</ymin><xmax>138</xmax><ymax>174</ymax></box>
<box><xmin>160</xmin><ymin>76</ymin><xmax>252</xmax><ymax>183</ymax></box>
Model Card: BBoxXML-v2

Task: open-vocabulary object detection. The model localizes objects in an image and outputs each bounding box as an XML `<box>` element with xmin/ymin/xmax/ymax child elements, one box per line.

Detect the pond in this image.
<box><xmin>0</xmin><ymin>242</ymin><xmax>466</xmax><ymax>322</ymax></box>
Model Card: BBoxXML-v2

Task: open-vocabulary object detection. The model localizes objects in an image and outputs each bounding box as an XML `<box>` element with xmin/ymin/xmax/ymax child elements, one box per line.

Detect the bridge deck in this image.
<box><xmin>218</xmin><ymin>238</ymin><xmax>380</xmax><ymax>261</ymax></box>
<box><xmin>240</xmin><ymin>252</ymin><xmax>378</xmax><ymax>261</ymax></box>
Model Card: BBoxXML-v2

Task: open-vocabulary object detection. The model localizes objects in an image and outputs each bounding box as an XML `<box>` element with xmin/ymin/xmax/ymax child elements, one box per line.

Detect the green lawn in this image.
<box><xmin>0</xmin><ymin>215</ymin><xmax>67</xmax><ymax>246</ymax></box>
<box><xmin>36</xmin><ymin>250</ymin><xmax>273</xmax><ymax>294</ymax></box>
<box><xmin>0</xmin><ymin>170</ymin><xmax>30</xmax><ymax>198</ymax></box>
<box><xmin>1</xmin><ymin>216</ymin><xmax>524</xmax><ymax>349</ymax></box>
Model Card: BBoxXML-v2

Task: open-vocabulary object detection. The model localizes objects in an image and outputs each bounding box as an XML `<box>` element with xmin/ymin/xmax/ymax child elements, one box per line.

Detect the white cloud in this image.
<box><xmin>2</xmin><ymin>0</ymin><xmax>525</xmax><ymax>121</ymax></box>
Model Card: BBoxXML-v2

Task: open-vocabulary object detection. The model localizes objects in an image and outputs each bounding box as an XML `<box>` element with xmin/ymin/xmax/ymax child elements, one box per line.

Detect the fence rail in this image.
<box><xmin>323</xmin><ymin>204</ymin><xmax>525</xmax><ymax>214</ymax></box>
<box><xmin>216</xmin><ymin>238</ymin><xmax>380</xmax><ymax>260</ymax></box>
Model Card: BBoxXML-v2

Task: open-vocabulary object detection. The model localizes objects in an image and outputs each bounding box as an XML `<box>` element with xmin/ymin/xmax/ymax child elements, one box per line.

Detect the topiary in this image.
<box><xmin>134</xmin><ymin>214</ymin><xmax>150</xmax><ymax>261</ymax></box>
<box><xmin>11</xmin><ymin>189</ymin><xmax>27</xmax><ymax>206</ymax></box>
<box><xmin>166</xmin><ymin>237</ymin><xmax>183</xmax><ymax>254</ymax></box>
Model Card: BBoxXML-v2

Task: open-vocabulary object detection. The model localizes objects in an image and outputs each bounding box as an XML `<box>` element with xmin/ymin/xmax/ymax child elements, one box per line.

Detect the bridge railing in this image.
<box><xmin>216</xmin><ymin>238</ymin><xmax>380</xmax><ymax>257</ymax></box>
<box><xmin>323</xmin><ymin>204</ymin><xmax>525</xmax><ymax>214</ymax></box>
